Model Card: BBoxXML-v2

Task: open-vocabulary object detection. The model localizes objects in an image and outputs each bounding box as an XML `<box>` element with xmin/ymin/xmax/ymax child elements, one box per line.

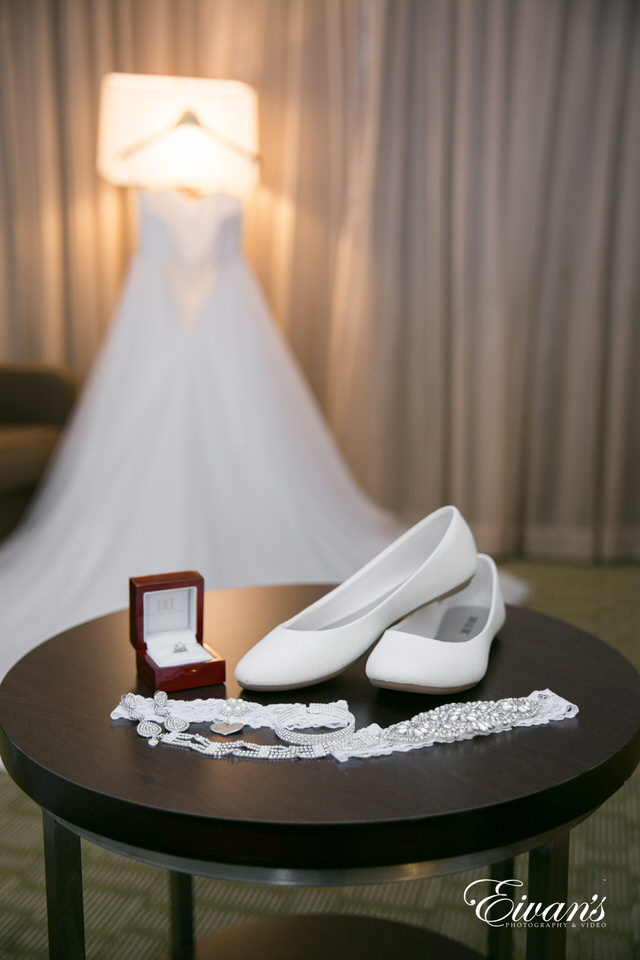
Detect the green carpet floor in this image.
<box><xmin>0</xmin><ymin>563</ymin><xmax>638</xmax><ymax>959</ymax></box>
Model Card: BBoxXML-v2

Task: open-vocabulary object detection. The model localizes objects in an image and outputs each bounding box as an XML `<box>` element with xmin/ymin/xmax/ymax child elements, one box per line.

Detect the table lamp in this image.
<box><xmin>97</xmin><ymin>72</ymin><xmax>259</xmax><ymax>196</ymax></box>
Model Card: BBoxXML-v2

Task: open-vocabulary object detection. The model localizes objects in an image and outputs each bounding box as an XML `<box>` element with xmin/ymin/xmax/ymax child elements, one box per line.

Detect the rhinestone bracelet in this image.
<box><xmin>274</xmin><ymin>703</ymin><xmax>356</xmax><ymax>747</ymax></box>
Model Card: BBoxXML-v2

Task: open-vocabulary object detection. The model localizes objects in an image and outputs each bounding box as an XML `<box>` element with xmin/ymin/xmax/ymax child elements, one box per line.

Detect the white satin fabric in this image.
<box><xmin>0</xmin><ymin>191</ymin><xmax>401</xmax><ymax>683</ymax></box>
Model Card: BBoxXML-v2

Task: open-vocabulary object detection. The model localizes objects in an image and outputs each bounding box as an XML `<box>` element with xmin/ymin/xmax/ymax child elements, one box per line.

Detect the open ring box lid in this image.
<box><xmin>129</xmin><ymin>571</ymin><xmax>225</xmax><ymax>691</ymax></box>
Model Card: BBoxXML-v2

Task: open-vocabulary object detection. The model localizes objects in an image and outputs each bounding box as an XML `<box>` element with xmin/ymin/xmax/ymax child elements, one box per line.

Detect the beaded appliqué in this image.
<box><xmin>113</xmin><ymin>689</ymin><xmax>578</xmax><ymax>763</ymax></box>
<box><xmin>383</xmin><ymin>695</ymin><xmax>540</xmax><ymax>745</ymax></box>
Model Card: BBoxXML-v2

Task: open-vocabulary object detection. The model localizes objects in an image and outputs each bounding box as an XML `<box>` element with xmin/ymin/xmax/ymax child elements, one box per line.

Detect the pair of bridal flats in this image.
<box><xmin>234</xmin><ymin>505</ymin><xmax>505</xmax><ymax>694</ymax></box>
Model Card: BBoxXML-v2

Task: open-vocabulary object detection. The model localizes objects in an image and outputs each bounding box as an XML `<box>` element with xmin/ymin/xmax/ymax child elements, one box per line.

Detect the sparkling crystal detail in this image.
<box><xmin>115</xmin><ymin>690</ymin><xmax>576</xmax><ymax>763</ymax></box>
<box><xmin>274</xmin><ymin>704</ymin><xmax>355</xmax><ymax>748</ymax></box>
<box><xmin>137</xmin><ymin>720</ymin><xmax>162</xmax><ymax>740</ymax></box>
<box><xmin>382</xmin><ymin>695</ymin><xmax>540</xmax><ymax>745</ymax></box>
<box><xmin>121</xmin><ymin>693</ymin><xmax>144</xmax><ymax>721</ymax></box>
<box><xmin>153</xmin><ymin>690</ymin><xmax>169</xmax><ymax>714</ymax></box>
<box><xmin>164</xmin><ymin>715</ymin><xmax>189</xmax><ymax>733</ymax></box>
<box><xmin>221</xmin><ymin>698</ymin><xmax>250</xmax><ymax>718</ymax></box>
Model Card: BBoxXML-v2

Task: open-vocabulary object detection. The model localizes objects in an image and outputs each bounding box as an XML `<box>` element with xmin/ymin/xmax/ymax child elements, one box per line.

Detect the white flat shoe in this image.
<box><xmin>365</xmin><ymin>553</ymin><xmax>505</xmax><ymax>693</ymax></box>
<box><xmin>235</xmin><ymin>505</ymin><xmax>477</xmax><ymax>691</ymax></box>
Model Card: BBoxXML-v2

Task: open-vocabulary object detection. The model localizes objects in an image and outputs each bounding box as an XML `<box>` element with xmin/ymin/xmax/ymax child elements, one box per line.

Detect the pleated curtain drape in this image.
<box><xmin>0</xmin><ymin>0</ymin><xmax>638</xmax><ymax>559</ymax></box>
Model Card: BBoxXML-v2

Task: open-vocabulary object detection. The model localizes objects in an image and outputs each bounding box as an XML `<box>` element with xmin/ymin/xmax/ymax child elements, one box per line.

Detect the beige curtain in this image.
<box><xmin>0</xmin><ymin>0</ymin><xmax>638</xmax><ymax>559</ymax></box>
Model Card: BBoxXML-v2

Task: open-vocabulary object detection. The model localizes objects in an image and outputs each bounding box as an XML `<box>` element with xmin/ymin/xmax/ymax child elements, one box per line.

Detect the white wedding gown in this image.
<box><xmin>0</xmin><ymin>191</ymin><xmax>403</xmax><ymax>683</ymax></box>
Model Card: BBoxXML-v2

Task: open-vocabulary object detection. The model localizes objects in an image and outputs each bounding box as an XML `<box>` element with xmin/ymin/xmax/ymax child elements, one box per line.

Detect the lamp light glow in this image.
<box><xmin>97</xmin><ymin>73</ymin><xmax>259</xmax><ymax>196</ymax></box>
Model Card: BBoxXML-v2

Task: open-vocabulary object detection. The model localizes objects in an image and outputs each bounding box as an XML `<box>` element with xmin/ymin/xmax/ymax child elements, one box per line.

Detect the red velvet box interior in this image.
<box><xmin>129</xmin><ymin>571</ymin><xmax>225</xmax><ymax>692</ymax></box>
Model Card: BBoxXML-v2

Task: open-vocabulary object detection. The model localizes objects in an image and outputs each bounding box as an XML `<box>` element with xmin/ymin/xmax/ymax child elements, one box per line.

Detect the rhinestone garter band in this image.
<box><xmin>111</xmin><ymin>689</ymin><xmax>578</xmax><ymax>762</ymax></box>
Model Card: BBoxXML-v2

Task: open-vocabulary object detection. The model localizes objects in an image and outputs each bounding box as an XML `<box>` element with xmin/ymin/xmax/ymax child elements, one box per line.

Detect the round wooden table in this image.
<box><xmin>1</xmin><ymin>585</ymin><xmax>639</xmax><ymax>960</ymax></box>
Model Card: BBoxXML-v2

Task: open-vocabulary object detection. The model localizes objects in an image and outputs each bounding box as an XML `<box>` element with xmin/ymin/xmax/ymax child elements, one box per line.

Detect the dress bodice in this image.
<box><xmin>136</xmin><ymin>190</ymin><xmax>243</xmax><ymax>268</ymax></box>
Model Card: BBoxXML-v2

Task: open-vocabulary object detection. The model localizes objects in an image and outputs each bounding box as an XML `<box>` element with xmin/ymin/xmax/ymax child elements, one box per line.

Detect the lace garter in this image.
<box><xmin>111</xmin><ymin>689</ymin><xmax>578</xmax><ymax>763</ymax></box>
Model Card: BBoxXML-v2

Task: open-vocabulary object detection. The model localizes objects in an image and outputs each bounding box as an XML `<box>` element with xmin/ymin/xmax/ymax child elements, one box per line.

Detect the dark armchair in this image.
<box><xmin>0</xmin><ymin>364</ymin><xmax>76</xmax><ymax>539</ymax></box>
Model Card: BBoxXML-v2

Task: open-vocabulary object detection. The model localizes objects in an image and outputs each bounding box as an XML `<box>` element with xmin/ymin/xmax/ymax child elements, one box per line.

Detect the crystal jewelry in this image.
<box><xmin>173</xmin><ymin>641</ymin><xmax>188</xmax><ymax>653</ymax></box>
<box><xmin>137</xmin><ymin>720</ymin><xmax>163</xmax><ymax>746</ymax></box>
<box><xmin>153</xmin><ymin>690</ymin><xmax>169</xmax><ymax>712</ymax></box>
<box><xmin>274</xmin><ymin>703</ymin><xmax>355</xmax><ymax>748</ymax></box>
<box><xmin>113</xmin><ymin>689</ymin><xmax>578</xmax><ymax>763</ymax></box>
<box><xmin>120</xmin><ymin>690</ymin><xmax>190</xmax><ymax>739</ymax></box>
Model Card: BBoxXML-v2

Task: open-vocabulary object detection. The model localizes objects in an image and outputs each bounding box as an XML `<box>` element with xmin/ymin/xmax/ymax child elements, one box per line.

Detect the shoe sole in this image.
<box><xmin>367</xmin><ymin>677</ymin><xmax>482</xmax><ymax>694</ymax></box>
<box><xmin>236</xmin><ymin>666</ymin><xmax>348</xmax><ymax>693</ymax></box>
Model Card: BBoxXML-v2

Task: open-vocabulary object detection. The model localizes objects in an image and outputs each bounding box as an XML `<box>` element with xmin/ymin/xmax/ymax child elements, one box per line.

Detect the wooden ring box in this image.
<box><xmin>129</xmin><ymin>571</ymin><xmax>225</xmax><ymax>692</ymax></box>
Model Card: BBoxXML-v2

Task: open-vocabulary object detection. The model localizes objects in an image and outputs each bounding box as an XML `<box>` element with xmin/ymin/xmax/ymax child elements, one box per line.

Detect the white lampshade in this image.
<box><xmin>97</xmin><ymin>73</ymin><xmax>259</xmax><ymax>196</ymax></box>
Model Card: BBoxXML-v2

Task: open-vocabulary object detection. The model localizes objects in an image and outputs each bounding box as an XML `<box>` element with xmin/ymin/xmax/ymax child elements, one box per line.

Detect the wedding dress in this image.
<box><xmin>0</xmin><ymin>191</ymin><xmax>401</xmax><ymax>682</ymax></box>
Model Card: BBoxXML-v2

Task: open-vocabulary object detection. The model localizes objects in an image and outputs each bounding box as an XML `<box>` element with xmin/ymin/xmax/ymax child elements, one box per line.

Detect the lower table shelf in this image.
<box><xmin>162</xmin><ymin>914</ymin><xmax>485</xmax><ymax>960</ymax></box>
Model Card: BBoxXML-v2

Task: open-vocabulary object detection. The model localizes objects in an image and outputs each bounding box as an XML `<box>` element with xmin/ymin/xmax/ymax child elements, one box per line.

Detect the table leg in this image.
<box><xmin>488</xmin><ymin>858</ymin><xmax>515</xmax><ymax>960</ymax></box>
<box><xmin>169</xmin><ymin>870</ymin><xmax>194</xmax><ymax>958</ymax></box>
<box><xmin>42</xmin><ymin>810</ymin><xmax>85</xmax><ymax>960</ymax></box>
<box><xmin>526</xmin><ymin>834</ymin><xmax>570</xmax><ymax>960</ymax></box>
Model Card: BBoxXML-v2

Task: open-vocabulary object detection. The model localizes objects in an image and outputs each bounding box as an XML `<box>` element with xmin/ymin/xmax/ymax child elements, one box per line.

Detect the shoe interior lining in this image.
<box><xmin>436</xmin><ymin>605</ymin><xmax>489</xmax><ymax>642</ymax></box>
<box><xmin>320</xmin><ymin>583</ymin><xmax>400</xmax><ymax>629</ymax></box>
<box><xmin>292</xmin><ymin>510</ymin><xmax>454</xmax><ymax>630</ymax></box>
<box><xmin>396</xmin><ymin>603</ymin><xmax>490</xmax><ymax>642</ymax></box>
<box><xmin>395</xmin><ymin>557</ymin><xmax>494</xmax><ymax>641</ymax></box>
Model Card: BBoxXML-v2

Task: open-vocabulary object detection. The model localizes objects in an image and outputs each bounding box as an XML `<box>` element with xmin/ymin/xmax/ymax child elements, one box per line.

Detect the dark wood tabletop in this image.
<box><xmin>1</xmin><ymin>585</ymin><xmax>639</xmax><ymax>874</ymax></box>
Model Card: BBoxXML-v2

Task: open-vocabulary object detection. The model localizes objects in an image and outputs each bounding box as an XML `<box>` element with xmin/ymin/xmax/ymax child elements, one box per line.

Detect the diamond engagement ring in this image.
<box><xmin>173</xmin><ymin>641</ymin><xmax>188</xmax><ymax>653</ymax></box>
